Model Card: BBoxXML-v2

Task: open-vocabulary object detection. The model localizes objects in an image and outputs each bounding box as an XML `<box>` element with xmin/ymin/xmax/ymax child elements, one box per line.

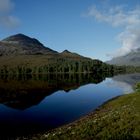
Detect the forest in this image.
<box><xmin>0</xmin><ymin>58</ymin><xmax>117</xmax><ymax>75</ymax></box>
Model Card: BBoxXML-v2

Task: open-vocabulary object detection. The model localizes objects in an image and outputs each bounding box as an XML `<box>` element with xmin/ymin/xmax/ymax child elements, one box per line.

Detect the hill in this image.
<box><xmin>60</xmin><ymin>50</ymin><xmax>85</xmax><ymax>58</ymax></box>
<box><xmin>0</xmin><ymin>34</ymin><xmax>114</xmax><ymax>75</ymax></box>
<box><xmin>0</xmin><ymin>33</ymin><xmax>57</xmax><ymax>55</ymax></box>
<box><xmin>0</xmin><ymin>34</ymin><xmax>88</xmax><ymax>59</ymax></box>
<box><xmin>107</xmin><ymin>48</ymin><xmax>140</xmax><ymax>66</ymax></box>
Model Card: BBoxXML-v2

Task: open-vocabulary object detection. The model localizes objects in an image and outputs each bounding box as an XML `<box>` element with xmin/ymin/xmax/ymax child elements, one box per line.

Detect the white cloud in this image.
<box><xmin>85</xmin><ymin>5</ymin><xmax>140</xmax><ymax>58</ymax></box>
<box><xmin>0</xmin><ymin>0</ymin><xmax>19</xmax><ymax>29</ymax></box>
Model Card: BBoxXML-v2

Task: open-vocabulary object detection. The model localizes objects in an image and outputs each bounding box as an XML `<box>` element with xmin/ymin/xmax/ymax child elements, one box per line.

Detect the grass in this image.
<box><xmin>30</xmin><ymin>83</ymin><xmax>140</xmax><ymax>140</ymax></box>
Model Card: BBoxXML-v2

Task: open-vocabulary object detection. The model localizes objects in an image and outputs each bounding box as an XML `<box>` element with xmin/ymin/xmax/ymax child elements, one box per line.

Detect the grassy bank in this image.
<box><xmin>30</xmin><ymin>83</ymin><xmax>140</xmax><ymax>140</ymax></box>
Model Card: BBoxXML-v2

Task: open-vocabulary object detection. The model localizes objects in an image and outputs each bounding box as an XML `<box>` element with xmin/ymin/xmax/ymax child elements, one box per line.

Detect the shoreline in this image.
<box><xmin>20</xmin><ymin>87</ymin><xmax>140</xmax><ymax>140</ymax></box>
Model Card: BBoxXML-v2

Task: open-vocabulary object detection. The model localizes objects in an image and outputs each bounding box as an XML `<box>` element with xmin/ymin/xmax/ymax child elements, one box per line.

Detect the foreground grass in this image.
<box><xmin>29</xmin><ymin>83</ymin><xmax>140</xmax><ymax>140</ymax></box>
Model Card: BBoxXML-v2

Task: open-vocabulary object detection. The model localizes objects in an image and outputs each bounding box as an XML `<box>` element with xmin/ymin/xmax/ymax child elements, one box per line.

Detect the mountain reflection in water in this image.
<box><xmin>0</xmin><ymin>73</ymin><xmax>107</xmax><ymax>110</ymax></box>
<box><xmin>0</xmin><ymin>73</ymin><xmax>139</xmax><ymax>138</ymax></box>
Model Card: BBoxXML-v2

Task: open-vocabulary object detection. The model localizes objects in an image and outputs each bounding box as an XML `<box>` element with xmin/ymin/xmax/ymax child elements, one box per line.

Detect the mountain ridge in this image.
<box><xmin>0</xmin><ymin>33</ymin><xmax>58</xmax><ymax>55</ymax></box>
<box><xmin>107</xmin><ymin>48</ymin><xmax>140</xmax><ymax>66</ymax></box>
<box><xmin>0</xmin><ymin>34</ymin><xmax>87</xmax><ymax>59</ymax></box>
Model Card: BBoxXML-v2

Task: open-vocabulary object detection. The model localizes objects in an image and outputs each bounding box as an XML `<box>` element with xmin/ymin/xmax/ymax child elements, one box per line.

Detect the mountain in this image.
<box><xmin>0</xmin><ymin>33</ymin><xmax>93</xmax><ymax>69</ymax></box>
<box><xmin>107</xmin><ymin>48</ymin><xmax>140</xmax><ymax>66</ymax></box>
<box><xmin>0</xmin><ymin>33</ymin><xmax>57</xmax><ymax>55</ymax></box>
<box><xmin>0</xmin><ymin>33</ymin><xmax>113</xmax><ymax>75</ymax></box>
<box><xmin>0</xmin><ymin>34</ymin><xmax>87</xmax><ymax>59</ymax></box>
<box><xmin>60</xmin><ymin>49</ymin><xmax>87</xmax><ymax>59</ymax></box>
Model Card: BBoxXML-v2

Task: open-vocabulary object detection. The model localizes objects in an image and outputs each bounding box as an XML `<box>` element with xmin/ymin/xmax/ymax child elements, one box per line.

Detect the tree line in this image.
<box><xmin>0</xmin><ymin>58</ymin><xmax>138</xmax><ymax>75</ymax></box>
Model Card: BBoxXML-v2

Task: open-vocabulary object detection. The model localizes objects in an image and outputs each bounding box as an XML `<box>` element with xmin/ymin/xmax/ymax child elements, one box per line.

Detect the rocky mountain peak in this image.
<box><xmin>2</xmin><ymin>33</ymin><xmax>43</xmax><ymax>46</ymax></box>
<box><xmin>0</xmin><ymin>33</ymin><xmax>58</xmax><ymax>55</ymax></box>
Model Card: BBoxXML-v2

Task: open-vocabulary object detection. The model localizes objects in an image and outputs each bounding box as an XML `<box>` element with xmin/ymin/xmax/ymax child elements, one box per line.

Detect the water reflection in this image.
<box><xmin>0</xmin><ymin>73</ymin><xmax>139</xmax><ymax>138</ymax></box>
<box><xmin>113</xmin><ymin>73</ymin><xmax>140</xmax><ymax>87</ymax></box>
<box><xmin>0</xmin><ymin>73</ymin><xmax>108</xmax><ymax>110</ymax></box>
<box><xmin>109</xmin><ymin>73</ymin><xmax>140</xmax><ymax>94</ymax></box>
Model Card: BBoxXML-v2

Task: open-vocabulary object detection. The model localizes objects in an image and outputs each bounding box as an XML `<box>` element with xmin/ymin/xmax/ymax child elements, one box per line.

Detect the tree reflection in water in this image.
<box><xmin>0</xmin><ymin>73</ymin><xmax>112</xmax><ymax>110</ymax></box>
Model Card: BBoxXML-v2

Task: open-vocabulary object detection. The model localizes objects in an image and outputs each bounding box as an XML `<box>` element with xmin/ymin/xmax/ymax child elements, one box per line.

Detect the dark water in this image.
<box><xmin>0</xmin><ymin>73</ymin><xmax>139</xmax><ymax>138</ymax></box>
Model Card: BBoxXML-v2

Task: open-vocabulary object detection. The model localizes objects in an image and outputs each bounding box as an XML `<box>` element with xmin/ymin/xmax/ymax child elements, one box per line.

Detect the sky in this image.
<box><xmin>0</xmin><ymin>0</ymin><xmax>140</xmax><ymax>61</ymax></box>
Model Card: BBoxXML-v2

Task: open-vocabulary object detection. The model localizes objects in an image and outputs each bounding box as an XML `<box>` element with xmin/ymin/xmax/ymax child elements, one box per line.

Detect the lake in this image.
<box><xmin>0</xmin><ymin>73</ymin><xmax>139</xmax><ymax>138</ymax></box>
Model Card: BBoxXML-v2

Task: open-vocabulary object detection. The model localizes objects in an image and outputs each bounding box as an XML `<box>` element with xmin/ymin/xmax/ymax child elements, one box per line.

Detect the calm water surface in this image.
<box><xmin>0</xmin><ymin>73</ymin><xmax>139</xmax><ymax>137</ymax></box>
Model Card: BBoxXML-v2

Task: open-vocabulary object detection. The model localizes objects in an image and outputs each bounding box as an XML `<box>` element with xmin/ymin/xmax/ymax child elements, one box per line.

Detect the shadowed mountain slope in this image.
<box><xmin>0</xmin><ymin>34</ymin><xmax>58</xmax><ymax>55</ymax></box>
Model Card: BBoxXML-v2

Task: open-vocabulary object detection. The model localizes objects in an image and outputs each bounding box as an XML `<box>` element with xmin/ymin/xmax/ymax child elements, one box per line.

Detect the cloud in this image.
<box><xmin>0</xmin><ymin>0</ymin><xmax>19</xmax><ymax>29</ymax></box>
<box><xmin>84</xmin><ymin>5</ymin><xmax>140</xmax><ymax>58</ymax></box>
<box><xmin>106</xmin><ymin>80</ymin><xmax>133</xmax><ymax>94</ymax></box>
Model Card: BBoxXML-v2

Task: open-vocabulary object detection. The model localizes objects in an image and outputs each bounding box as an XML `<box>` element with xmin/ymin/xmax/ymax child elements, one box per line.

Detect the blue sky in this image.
<box><xmin>0</xmin><ymin>0</ymin><xmax>140</xmax><ymax>61</ymax></box>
